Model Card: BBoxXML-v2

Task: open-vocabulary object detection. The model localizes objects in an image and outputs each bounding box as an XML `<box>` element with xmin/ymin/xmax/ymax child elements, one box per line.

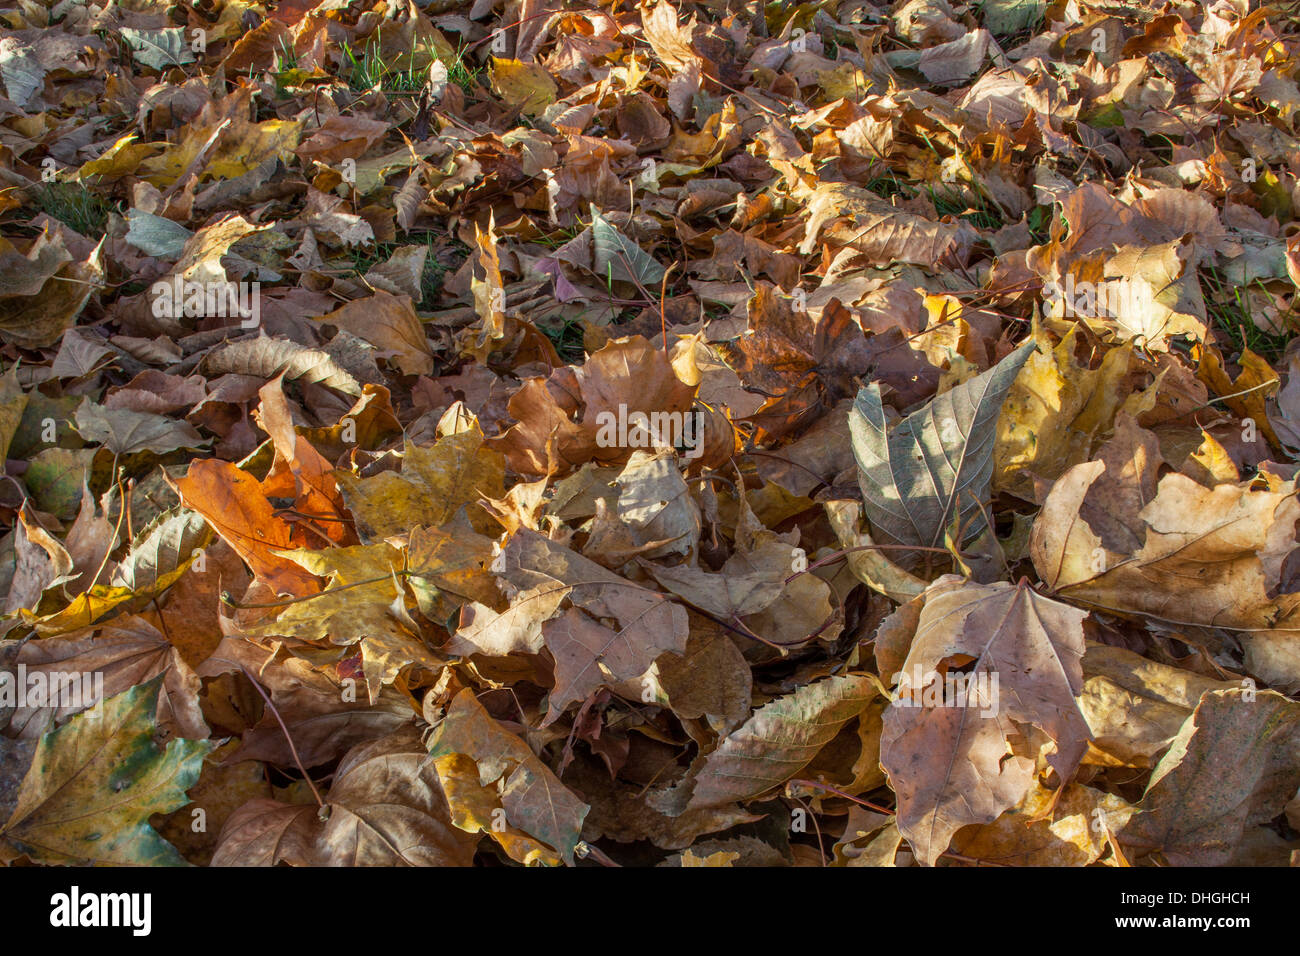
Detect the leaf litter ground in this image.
<box><xmin>1</xmin><ymin>0</ymin><xmax>1300</xmax><ymax>868</ymax></box>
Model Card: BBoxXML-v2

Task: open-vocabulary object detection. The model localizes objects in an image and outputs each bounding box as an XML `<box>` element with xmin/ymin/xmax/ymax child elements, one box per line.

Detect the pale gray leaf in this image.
<box><xmin>849</xmin><ymin>342</ymin><xmax>1034</xmax><ymax>549</ymax></box>
<box><xmin>591</xmin><ymin>205</ymin><xmax>665</xmax><ymax>287</ymax></box>
<box><xmin>125</xmin><ymin>210</ymin><xmax>193</xmax><ymax>259</ymax></box>
<box><xmin>119</xmin><ymin>27</ymin><xmax>195</xmax><ymax>71</ymax></box>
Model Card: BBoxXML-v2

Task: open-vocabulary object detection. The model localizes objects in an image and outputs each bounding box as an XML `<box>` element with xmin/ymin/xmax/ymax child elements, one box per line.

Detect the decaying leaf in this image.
<box><xmin>850</xmin><ymin>343</ymin><xmax>1034</xmax><ymax>551</ymax></box>
<box><xmin>1120</xmin><ymin>689</ymin><xmax>1300</xmax><ymax>866</ymax></box>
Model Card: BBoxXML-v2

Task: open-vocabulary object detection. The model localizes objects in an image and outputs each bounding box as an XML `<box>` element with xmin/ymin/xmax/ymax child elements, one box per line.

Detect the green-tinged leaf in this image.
<box><xmin>591</xmin><ymin>206</ymin><xmax>666</xmax><ymax>287</ymax></box>
<box><xmin>979</xmin><ymin>0</ymin><xmax>1045</xmax><ymax>35</ymax></box>
<box><xmin>23</xmin><ymin>447</ymin><xmax>95</xmax><ymax>520</ymax></box>
<box><xmin>0</xmin><ymin>677</ymin><xmax>212</xmax><ymax>865</ymax></box>
<box><xmin>125</xmin><ymin>209</ymin><xmax>193</xmax><ymax>259</ymax></box>
<box><xmin>119</xmin><ymin>27</ymin><xmax>195</xmax><ymax>71</ymax></box>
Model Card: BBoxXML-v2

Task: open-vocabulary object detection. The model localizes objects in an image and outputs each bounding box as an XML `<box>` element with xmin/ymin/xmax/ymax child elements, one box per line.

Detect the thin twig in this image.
<box><xmin>237</xmin><ymin>662</ymin><xmax>325</xmax><ymax>808</ymax></box>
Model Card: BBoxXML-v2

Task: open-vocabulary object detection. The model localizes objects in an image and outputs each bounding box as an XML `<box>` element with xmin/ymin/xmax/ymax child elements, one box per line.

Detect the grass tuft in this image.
<box><xmin>33</xmin><ymin>182</ymin><xmax>113</xmax><ymax>237</ymax></box>
<box><xmin>1201</xmin><ymin>267</ymin><xmax>1295</xmax><ymax>362</ymax></box>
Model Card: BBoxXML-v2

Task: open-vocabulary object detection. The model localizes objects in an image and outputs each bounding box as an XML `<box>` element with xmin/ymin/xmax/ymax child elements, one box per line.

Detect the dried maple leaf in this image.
<box><xmin>490</xmin><ymin>336</ymin><xmax>695</xmax><ymax>476</ymax></box>
<box><xmin>213</xmin><ymin>728</ymin><xmax>478</xmax><ymax>866</ymax></box>
<box><xmin>878</xmin><ymin>576</ymin><xmax>1090</xmax><ymax>866</ymax></box>
<box><xmin>335</xmin><ymin>422</ymin><xmax>505</xmax><ymax>542</ymax></box>
<box><xmin>486</xmin><ymin>528</ymin><xmax>691</xmax><ymax>723</ymax></box>
<box><xmin>1030</xmin><ymin>463</ymin><xmax>1300</xmax><ymax>688</ymax></box>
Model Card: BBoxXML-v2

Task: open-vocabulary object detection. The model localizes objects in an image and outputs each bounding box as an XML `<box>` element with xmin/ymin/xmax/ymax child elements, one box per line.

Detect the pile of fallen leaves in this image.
<box><xmin>2</xmin><ymin>0</ymin><xmax>1300</xmax><ymax>868</ymax></box>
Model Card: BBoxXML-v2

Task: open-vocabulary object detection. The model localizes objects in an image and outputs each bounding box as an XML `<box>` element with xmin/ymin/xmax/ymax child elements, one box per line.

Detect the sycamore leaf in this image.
<box><xmin>950</xmin><ymin>783</ymin><xmax>1135</xmax><ymax>867</ymax></box>
<box><xmin>244</xmin><ymin>543</ymin><xmax>443</xmax><ymax>703</ymax></box>
<box><xmin>50</xmin><ymin>328</ymin><xmax>117</xmax><ymax>379</ymax></box>
<box><xmin>447</xmin><ymin>585</ymin><xmax>568</xmax><ymax>660</ymax></box>
<box><xmin>171</xmin><ymin>458</ymin><xmax>321</xmax><ymax>598</ymax></box>
<box><xmin>1079</xmin><ymin>643</ymin><xmax>1236</xmax><ymax>769</ymax></box>
<box><xmin>490</xmin><ymin>529</ymin><xmax>690</xmax><ymax>723</ymax></box>
<box><xmin>612</xmin><ymin>614</ymin><xmax>752</xmax><ymax>735</ymax></box>
<box><xmin>489</xmin><ymin>57</ymin><xmax>558</xmax><ymax>115</ymax></box>
<box><xmin>432</xmin><ymin>752</ymin><xmax>564</xmax><ymax>866</ymax></box>
<box><xmin>315</xmin><ymin>291</ymin><xmax>434</xmax><ymax>377</ymax></box>
<box><xmin>202</xmin><ymin>638</ymin><xmax>409</xmax><ymax>769</ymax></box>
<box><xmin>993</xmin><ymin>324</ymin><xmax>1137</xmax><ymax>501</ymax></box>
<box><xmin>0</xmin><ymin>616</ymin><xmax>206</xmax><ymax>740</ymax></box>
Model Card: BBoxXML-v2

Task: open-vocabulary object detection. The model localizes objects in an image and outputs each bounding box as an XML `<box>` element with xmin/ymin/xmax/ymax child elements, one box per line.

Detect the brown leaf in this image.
<box><xmin>213</xmin><ymin>728</ymin><xmax>478</xmax><ymax>866</ymax></box>
<box><xmin>879</xmin><ymin>577</ymin><xmax>1090</xmax><ymax>866</ymax></box>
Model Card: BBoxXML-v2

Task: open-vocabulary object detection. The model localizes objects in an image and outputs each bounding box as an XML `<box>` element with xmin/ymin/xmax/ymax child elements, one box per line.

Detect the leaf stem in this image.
<box><xmin>237</xmin><ymin>662</ymin><xmax>325</xmax><ymax>808</ymax></box>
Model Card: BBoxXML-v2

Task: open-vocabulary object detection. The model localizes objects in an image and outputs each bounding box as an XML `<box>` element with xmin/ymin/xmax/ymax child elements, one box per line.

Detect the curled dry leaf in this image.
<box><xmin>427</xmin><ymin>689</ymin><xmax>589</xmax><ymax>864</ymax></box>
<box><xmin>656</xmin><ymin>674</ymin><xmax>877</xmax><ymax>815</ymax></box>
